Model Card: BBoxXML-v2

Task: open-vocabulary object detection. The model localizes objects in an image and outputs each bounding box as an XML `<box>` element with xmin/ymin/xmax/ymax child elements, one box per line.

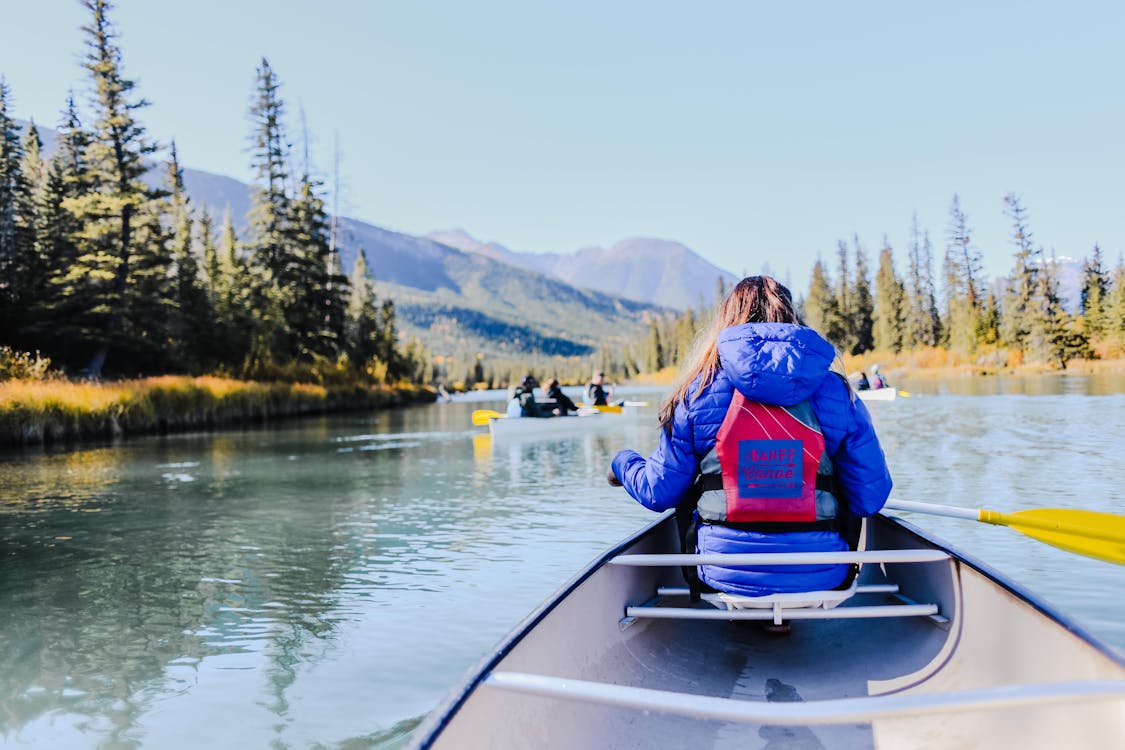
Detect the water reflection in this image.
<box><xmin>898</xmin><ymin>371</ymin><xmax>1125</xmax><ymax>397</ymax></box>
<box><xmin>1</xmin><ymin>382</ymin><xmax>1123</xmax><ymax>748</ymax></box>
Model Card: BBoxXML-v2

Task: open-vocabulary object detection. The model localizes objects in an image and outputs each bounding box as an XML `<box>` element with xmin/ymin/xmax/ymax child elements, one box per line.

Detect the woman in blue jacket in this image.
<box><xmin>609</xmin><ymin>276</ymin><xmax>892</xmax><ymax>597</ymax></box>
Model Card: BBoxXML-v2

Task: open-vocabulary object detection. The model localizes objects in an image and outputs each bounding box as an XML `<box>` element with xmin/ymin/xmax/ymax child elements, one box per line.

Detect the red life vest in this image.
<box><xmin>709</xmin><ymin>392</ymin><xmax>826</xmax><ymax>524</ymax></box>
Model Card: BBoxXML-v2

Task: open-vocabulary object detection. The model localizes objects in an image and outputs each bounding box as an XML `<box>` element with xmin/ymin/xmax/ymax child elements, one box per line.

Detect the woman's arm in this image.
<box><xmin>610</xmin><ymin>403</ymin><xmax>697</xmax><ymax>512</ymax></box>
<box><xmin>832</xmin><ymin>393</ymin><xmax>893</xmax><ymax>517</ymax></box>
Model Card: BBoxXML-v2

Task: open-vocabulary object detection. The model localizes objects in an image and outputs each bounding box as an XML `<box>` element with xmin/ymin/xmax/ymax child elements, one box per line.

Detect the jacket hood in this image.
<box><xmin>716</xmin><ymin>323</ymin><xmax>836</xmax><ymax>405</ymax></box>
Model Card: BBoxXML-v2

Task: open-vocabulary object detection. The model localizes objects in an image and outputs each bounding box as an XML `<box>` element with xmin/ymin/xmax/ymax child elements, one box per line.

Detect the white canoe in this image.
<box><xmin>486</xmin><ymin>405</ymin><xmax>644</xmax><ymax>440</ymax></box>
<box><xmin>486</xmin><ymin>412</ymin><xmax>612</xmax><ymax>439</ymax></box>
<box><xmin>858</xmin><ymin>388</ymin><xmax>898</xmax><ymax>402</ymax></box>
<box><xmin>410</xmin><ymin>512</ymin><xmax>1125</xmax><ymax>749</ymax></box>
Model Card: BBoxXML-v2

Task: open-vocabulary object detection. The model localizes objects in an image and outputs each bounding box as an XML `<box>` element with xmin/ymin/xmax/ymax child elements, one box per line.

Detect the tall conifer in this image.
<box><xmin>851</xmin><ymin>235</ymin><xmax>874</xmax><ymax>354</ymax></box>
<box><xmin>873</xmin><ymin>239</ymin><xmax>904</xmax><ymax>353</ymax></box>
<box><xmin>0</xmin><ymin>78</ymin><xmax>29</xmax><ymax>322</ymax></box>
<box><xmin>804</xmin><ymin>259</ymin><xmax>835</xmax><ymax>339</ymax></box>
<box><xmin>1080</xmin><ymin>245</ymin><xmax>1108</xmax><ymax>341</ymax></box>
<box><xmin>999</xmin><ymin>193</ymin><xmax>1040</xmax><ymax>351</ymax></box>
<box><xmin>63</xmin><ymin>0</ymin><xmax>163</xmax><ymax>375</ymax></box>
<box><xmin>943</xmin><ymin>195</ymin><xmax>982</xmax><ymax>354</ymax></box>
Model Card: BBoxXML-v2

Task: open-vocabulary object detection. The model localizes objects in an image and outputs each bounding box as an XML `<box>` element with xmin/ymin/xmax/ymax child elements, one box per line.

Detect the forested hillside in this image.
<box><xmin>0</xmin><ymin>1</ymin><xmax>429</xmax><ymax>386</ymax></box>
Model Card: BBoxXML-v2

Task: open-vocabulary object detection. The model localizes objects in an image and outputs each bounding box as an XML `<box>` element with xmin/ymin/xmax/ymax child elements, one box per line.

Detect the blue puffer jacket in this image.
<box><xmin>611</xmin><ymin>323</ymin><xmax>893</xmax><ymax>596</ymax></box>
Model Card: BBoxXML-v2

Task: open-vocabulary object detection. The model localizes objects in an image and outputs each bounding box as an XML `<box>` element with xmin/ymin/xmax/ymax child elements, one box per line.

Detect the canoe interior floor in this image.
<box><xmin>592</xmin><ymin>591</ymin><xmax>949</xmax><ymax>749</ymax></box>
<box><xmin>621</xmin><ymin>592</ymin><xmax>950</xmax><ymax>702</ymax></box>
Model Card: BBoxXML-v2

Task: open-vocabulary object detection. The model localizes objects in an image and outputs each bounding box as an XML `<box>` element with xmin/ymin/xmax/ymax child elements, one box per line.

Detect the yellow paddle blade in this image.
<box><xmin>471</xmin><ymin>409</ymin><xmax>503</xmax><ymax>426</ymax></box>
<box><xmin>982</xmin><ymin>508</ymin><xmax>1125</xmax><ymax>566</ymax></box>
<box><xmin>593</xmin><ymin>404</ymin><xmax>623</xmax><ymax>414</ymax></box>
<box><xmin>897</xmin><ymin>390</ymin><xmax>912</xmax><ymax>397</ymax></box>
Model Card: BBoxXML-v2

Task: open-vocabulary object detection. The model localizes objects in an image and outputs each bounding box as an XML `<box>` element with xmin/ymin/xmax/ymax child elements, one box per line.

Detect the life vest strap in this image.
<box><xmin>699</xmin><ymin>472</ymin><xmax>836</xmax><ymax>494</ymax></box>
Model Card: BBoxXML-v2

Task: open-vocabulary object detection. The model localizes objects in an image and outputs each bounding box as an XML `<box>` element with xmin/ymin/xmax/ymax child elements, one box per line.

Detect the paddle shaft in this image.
<box><xmin>886</xmin><ymin>498</ymin><xmax>1125</xmax><ymax>546</ymax></box>
<box><xmin>885</xmin><ymin>499</ymin><xmax>976</xmax><ymax>520</ymax></box>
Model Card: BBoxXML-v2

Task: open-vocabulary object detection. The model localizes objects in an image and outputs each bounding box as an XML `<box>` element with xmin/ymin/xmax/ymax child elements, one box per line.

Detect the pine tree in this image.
<box><xmin>57</xmin><ymin>93</ymin><xmax>92</xmax><ymax>197</ymax></box>
<box><xmin>197</xmin><ymin>207</ymin><xmax>220</xmax><ymax>308</ymax></box>
<box><xmin>922</xmin><ymin>231</ymin><xmax>942</xmax><ymax>345</ymax></box>
<box><xmin>10</xmin><ymin>120</ymin><xmax>44</xmax><ymax>346</ymax></box>
<box><xmin>1109</xmin><ymin>257</ymin><xmax>1125</xmax><ymax>345</ymax></box>
<box><xmin>212</xmin><ymin>208</ymin><xmax>253</xmax><ymax>367</ymax></box>
<box><xmin>376</xmin><ymin>299</ymin><xmax>401</xmax><ymax>378</ymax></box>
<box><xmin>286</xmin><ymin>170</ymin><xmax>347</xmax><ymax>361</ymax></box>
<box><xmin>25</xmin><ymin>101</ymin><xmax>88</xmax><ymax>353</ymax></box>
<box><xmin>247</xmin><ymin>59</ymin><xmax>290</xmax><ymax>278</ymax></box>
<box><xmin>1080</xmin><ymin>245</ymin><xmax>1108</xmax><ymax>342</ymax></box>
<box><xmin>244</xmin><ymin>58</ymin><xmax>294</xmax><ymax>367</ymax></box>
<box><xmin>0</xmin><ymin>78</ymin><xmax>30</xmax><ymax>328</ymax></box>
<box><xmin>903</xmin><ymin>216</ymin><xmax>939</xmax><ymax>348</ymax></box>
<box><xmin>978</xmin><ymin>287</ymin><xmax>1002</xmax><ymax>346</ymax></box>
<box><xmin>345</xmin><ymin>249</ymin><xmax>382</xmax><ymax>370</ymax></box>
<box><xmin>833</xmin><ymin>240</ymin><xmax>856</xmax><ymax>353</ymax></box>
<box><xmin>873</xmin><ymin>239</ymin><xmax>904</xmax><ymax>352</ymax></box>
<box><xmin>804</xmin><ymin>259</ymin><xmax>836</xmax><ymax>340</ymax></box>
<box><xmin>1027</xmin><ymin>251</ymin><xmax>1083</xmax><ymax>366</ymax></box>
<box><xmin>672</xmin><ymin>307</ymin><xmax>697</xmax><ymax>366</ymax></box>
<box><xmin>645</xmin><ymin>321</ymin><xmax>665</xmax><ymax>372</ymax></box>
<box><xmin>851</xmin><ymin>235</ymin><xmax>874</xmax><ymax>354</ymax></box>
<box><xmin>63</xmin><ymin>0</ymin><xmax>164</xmax><ymax>375</ymax></box>
<box><xmin>165</xmin><ymin>142</ymin><xmax>210</xmax><ymax>371</ymax></box>
<box><xmin>943</xmin><ymin>195</ymin><xmax>983</xmax><ymax>355</ymax></box>
<box><xmin>400</xmin><ymin>337</ymin><xmax>430</xmax><ymax>384</ymax></box>
<box><xmin>999</xmin><ymin>193</ymin><xmax>1040</xmax><ymax>351</ymax></box>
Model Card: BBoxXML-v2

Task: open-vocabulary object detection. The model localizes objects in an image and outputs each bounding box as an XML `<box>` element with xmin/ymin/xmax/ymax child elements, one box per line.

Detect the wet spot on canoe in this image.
<box><xmin>765</xmin><ymin>678</ymin><xmax>803</xmax><ymax>703</ymax></box>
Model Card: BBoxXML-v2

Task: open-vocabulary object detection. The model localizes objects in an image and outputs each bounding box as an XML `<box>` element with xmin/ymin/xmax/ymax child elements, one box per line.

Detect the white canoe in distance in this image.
<box><xmin>857</xmin><ymin>388</ymin><xmax>898</xmax><ymax>402</ymax></box>
<box><xmin>410</xmin><ymin>512</ymin><xmax>1125</xmax><ymax>749</ymax></box>
<box><xmin>485</xmin><ymin>404</ymin><xmax>646</xmax><ymax>440</ymax></box>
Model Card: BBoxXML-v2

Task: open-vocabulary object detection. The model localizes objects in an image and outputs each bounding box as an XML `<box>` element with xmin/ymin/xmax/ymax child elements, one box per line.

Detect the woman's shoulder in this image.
<box><xmin>809</xmin><ymin>372</ymin><xmax>854</xmax><ymax>422</ymax></box>
<box><xmin>681</xmin><ymin>370</ymin><xmax>734</xmax><ymax>421</ymax></box>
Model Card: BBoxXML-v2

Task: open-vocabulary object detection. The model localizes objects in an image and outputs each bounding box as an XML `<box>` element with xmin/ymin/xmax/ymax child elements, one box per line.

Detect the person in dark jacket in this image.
<box><xmin>545</xmin><ymin>379</ymin><xmax>579</xmax><ymax>416</ymax></box>
<box><xmin>511</xmin><ymin>374</ymin><xmax>557</xmax><ymax>418</ymax></box>
<box><xmin>608</xmin><ymin>276</ymin><xmax>892</xmax><ymax>597</ymax></box>
<box><xmin>585</xmin><ymin>371</ymin><xmax>615</xmax><ymax>406</ymax></box>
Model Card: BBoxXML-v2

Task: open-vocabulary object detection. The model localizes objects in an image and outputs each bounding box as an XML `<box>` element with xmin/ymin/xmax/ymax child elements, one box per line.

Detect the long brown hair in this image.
<box><xmin>658</xmin><ymin>276</ymin><xmax>801</xmax><ymax>432</ymax></box>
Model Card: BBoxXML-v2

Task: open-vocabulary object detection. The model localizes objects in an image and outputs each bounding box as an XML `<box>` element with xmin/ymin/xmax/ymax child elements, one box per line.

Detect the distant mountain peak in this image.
<box><xmin>427</xmin><ymin>231</ymin><xmax>736</xmax><ymax>309</ymax></box>
<box><xmin>427</xmin><ymin>229</ymin><xmax>484</xmax><ymax>253</ymax></box>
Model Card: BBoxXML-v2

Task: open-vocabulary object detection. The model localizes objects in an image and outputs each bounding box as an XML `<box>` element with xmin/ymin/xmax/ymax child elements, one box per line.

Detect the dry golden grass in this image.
<box><xmin>0</xmin><ymin>376</ymin><xmax>435</xmax><ymax>447</ymax></box>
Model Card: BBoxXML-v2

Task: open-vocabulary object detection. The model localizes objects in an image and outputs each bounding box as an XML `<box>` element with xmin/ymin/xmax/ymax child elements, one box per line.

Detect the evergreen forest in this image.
<box><xmin>0</xmin><ymin>0</ymin><xmax>428</xmax><ymax>385</ymax></box>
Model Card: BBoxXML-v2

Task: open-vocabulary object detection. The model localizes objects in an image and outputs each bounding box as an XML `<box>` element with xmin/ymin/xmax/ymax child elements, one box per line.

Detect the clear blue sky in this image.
<box><xmin>4</xmin><ymin>1</ymin><xmax>1124</xmax><ymax>287</ymax></box>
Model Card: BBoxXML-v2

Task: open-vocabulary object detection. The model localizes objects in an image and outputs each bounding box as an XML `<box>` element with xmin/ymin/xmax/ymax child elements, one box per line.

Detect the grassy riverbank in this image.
<box><xmin>0</xmin><ymin>376</ymin><xmax>436</xmax><ymax>448</ymax></box>
<box><xmin>622</xmin><ymin>348</ymin><xmax>1125</xmax><ymax>390</ymax></box>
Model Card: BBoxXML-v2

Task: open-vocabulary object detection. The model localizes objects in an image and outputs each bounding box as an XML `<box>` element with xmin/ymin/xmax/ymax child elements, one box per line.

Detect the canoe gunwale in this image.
<box><xmin>410</xmin><ymin>511</ymin><xmax>675</xmax><ymax>749</ymax></box>
<box><xmin>483</xmin><ymin>670</ymin><xmax>1125</xmax><ymax>726</ymax></box>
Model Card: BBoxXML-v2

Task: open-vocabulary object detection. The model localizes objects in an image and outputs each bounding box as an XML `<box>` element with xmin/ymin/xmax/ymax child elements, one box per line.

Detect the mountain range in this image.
<box><xmin>21</xmin><ymin>118</ymin><xmax>732</xmax><ymax>359</ymax></box>
<box><xmin>426</xmin><ymin>230</ymin><xmax>737</xmax><ymax>311</ymax></box>
<box><xmin>173</xmin><ymin>172</ymin><xmax>735</xmax><ymax>359</ymax></box>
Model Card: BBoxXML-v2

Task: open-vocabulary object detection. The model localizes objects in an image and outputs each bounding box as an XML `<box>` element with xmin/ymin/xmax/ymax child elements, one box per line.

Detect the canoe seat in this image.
<box><xmin>653</xmin><ymin>581</ymin><xmax>908</xmax><ymax>625</ymax></box>
<box><xmin>612</xmin><ymin>550</ymin><xmax>949</xmax><ymax>626</ymax></box>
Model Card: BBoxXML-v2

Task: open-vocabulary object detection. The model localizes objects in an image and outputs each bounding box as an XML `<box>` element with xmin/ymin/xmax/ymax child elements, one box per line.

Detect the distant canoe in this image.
<box><xmin>858</xmin><ymin>388</ymin><xmax>898</xmax><ymax>402</ymax></box>
<box><xmin>485</xmin><ymin>410</ymin><xmax>617</xmax><ymax>439</ymax></box>
<box><xmin>410</xmin><ymin>511</ymin><xmax>1125</xmax><ymax>749</ymax></box>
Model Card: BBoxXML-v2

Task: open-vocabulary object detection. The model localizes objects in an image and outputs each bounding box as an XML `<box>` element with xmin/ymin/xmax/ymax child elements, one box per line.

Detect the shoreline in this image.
<box><xmin>624</xmin><ymin>357</ymin><xmax>1125</xmax><ymax>389</ymax></box>
<box><xmin>849</xmin><ymin>358</ymin><xmax>1125</xmax><ymax>381</ymax></box>
<box><xmin>0</xmin><ymin>376</ymin><xmax>436</xmax><ymax>449</ymax></box>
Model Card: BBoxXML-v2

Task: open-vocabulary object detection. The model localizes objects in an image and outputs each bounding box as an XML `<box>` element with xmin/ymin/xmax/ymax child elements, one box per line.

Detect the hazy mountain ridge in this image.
<box><xmin>427</xmin><ymin>230</ymin><xmax>739</xmax><ymax>309</ymax></box>
<box><xmin>177</xmin><ymin>166</ymin><xmax>669</xmax><ymax>358</ymax></box>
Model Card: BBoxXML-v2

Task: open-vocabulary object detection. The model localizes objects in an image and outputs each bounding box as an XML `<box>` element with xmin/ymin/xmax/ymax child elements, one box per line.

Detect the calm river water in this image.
<box><xmin>2</xmin><ymin>378</ymin><xmax>1124</xmax><ymax>748</ymax></box>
